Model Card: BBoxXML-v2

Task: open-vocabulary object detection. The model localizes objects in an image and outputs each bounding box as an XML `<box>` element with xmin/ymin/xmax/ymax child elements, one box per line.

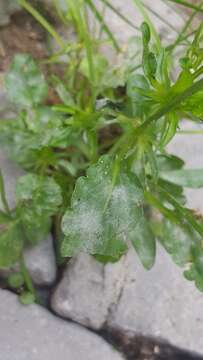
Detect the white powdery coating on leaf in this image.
<box><xmin>109</xmin><ymin>185</ymin><xmax>131</xmax><ymax>234</ymax></box>
<box><xmin>112</xmin><ymin>186</ymin><xmax>129</xmax><ymax>203</ymax></box>
<box><xmin>69</xmin><ymin>205</ymin><xmax>103</xmax><ymax>251</ymax></box>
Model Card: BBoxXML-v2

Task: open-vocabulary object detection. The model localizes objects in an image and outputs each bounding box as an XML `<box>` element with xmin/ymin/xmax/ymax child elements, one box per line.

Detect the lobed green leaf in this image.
<box><xmin>62</xmin><ymin>155</ymin><xmax>156</xmax><ymax>268</ymax></box>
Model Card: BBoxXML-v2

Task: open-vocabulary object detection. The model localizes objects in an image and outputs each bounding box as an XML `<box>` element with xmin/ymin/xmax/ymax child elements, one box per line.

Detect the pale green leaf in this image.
<box><xmin>62</xmin><ymin>155</ymin><xmax>155</xmax><ymax>267</ymax></box>
<box><xmin>160</xmin><ymin>220</ymin><xmax>194</xmax><ymax>266</ymax></box>
<box><xmin>160</xmin><ymin>169</ymin><xmax>203</xmax><ymax>188</ymax></box>
<box><xmin>5</xmin><ymin>54</ymin><xmax>48</xmax><ymax>108</ymax></box>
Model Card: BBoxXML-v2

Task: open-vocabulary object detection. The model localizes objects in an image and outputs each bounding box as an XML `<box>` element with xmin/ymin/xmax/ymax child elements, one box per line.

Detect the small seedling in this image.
<box><xmin>0</xmin><ymin>1</ymin><xmax>203</xmax><ymax>300</ymax></box>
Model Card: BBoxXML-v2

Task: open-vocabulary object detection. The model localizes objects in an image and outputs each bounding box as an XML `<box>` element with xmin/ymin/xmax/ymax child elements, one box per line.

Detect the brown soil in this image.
<box><xmin>0</xmin><ymin>10</ymin><xmax>47</xmax><ymax>72</ymax></box>
<box><xmin>103</xmin><ymin>328</ymin><xmax>203</xmax><ymax>360</ymax></box>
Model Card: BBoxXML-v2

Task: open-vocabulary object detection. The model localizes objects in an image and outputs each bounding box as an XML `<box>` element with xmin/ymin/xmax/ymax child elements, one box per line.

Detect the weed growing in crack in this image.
<box><xmin>0</xmin><ymin>0</ymin><xmax>203</xmax><ymax>302</ymax></box>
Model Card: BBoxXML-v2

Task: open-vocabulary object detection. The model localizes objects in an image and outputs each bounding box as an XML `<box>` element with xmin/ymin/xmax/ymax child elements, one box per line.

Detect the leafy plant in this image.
<box><xmin>1</xmin><ymin>0</ymin><xmax>203</xmax><ymax>301</ymax></box>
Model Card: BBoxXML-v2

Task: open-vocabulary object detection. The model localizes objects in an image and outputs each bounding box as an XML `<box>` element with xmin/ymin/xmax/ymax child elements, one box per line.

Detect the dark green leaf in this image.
<box><xmin>0</xmin><ymin>169</ymin><xmax>10</xmax><ymax>214</ymax></box>
<box><xmin>16</xmin><ymin>174</ymin><xmax>62</xmax><ymax>243</ymax></box>
<box><xmin>0</xmin><ymin>211</ymin><xmax>10</xmax><ymax>223</ymax></box>
<box><xmin>20</xmin><ymin>214</ymin><xmax>51</xmax><ymax>245</ymax></box>
<box><xmin>8</xmin><ymin>272</ymin><xmax>24</xmax><ymax>288</ymax></box>
<box><xmin>184</xmin><ymin>248</ymin><xmax>203</xmax><ymax>292</ymax></box>
<box><xmin>183</xmin><ymin>91</ymin><xmax>203</xmax><ymax>119</ymax></box>
<box><xmin>19</xmin><ymin>291</ymin><xmax>36</xmax><ymax>305</ymax></box>
<box><xmin>94</xmin><ymin>253</ymin><xmax>125</xmax><ymax>264</ymax></box>
<box><xmin>159</xmin><ymin>112</ymin><xmax>179</xmax><ymax>147</ymax></box>
<box><xmin>141</xmin><ymin>22</ymin><xmax>151</xmax><ymax>45</ymax></box>
<box><xmin>131</xmin><ymin>216</ymin><xmax>156</xmax><ymax>269</ymax></box>
<box><xmin>158</xmin><ymin>178</ymin><xmax>186</xmax><ymax>205</ymax></box>
<box><xmin>156</xmin><ymin>154</ymin><xmax>185</xmax><ymax>171</ymax></box>
<box><xmin>172</xmin><ymin>71</ymin><xmax>193</xmax><ymax>95</ymax></box>
<box><xmin>143</xmin><ymin>52</ymin><xmax>157</xmax><ymax>79</ymax></box>
<box><xmin>0</xmin><ymin>220</ymin><xmax>23</xmax><ymax>268</ymax></box>
<box><xmin>192</xmin><ymin>245</ymin><xmax>203</xmax><ymax>276</ymax></box>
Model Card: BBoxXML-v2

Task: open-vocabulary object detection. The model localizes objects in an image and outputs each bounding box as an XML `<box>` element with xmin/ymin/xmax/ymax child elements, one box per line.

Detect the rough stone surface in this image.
<box><xmin>0</xmin><ymin>152</ymin><xmax>57</xmax><ymax>286</ymax></box>
<box><xmin>51</xmin><ymin>253</ymin><xmax>127</xmax><ymax>329</ymax></box>
<box><xmin>108</xmin><ymin>245</ymin><xmax>203</xmax><ymax>354</ymax></box>
<box><xmin>0</xmin><ymin>289</ymin><xmax>124</xmax><ymax>360</ymax></box>
<box><xmin>168</xmin><ymin>122</ymin><xmax>203</xmax><ymax>212</ymax></box>
<box><xmin>24</xmin><ymin>234</ymin><xmax>57</xmax><ymax>286</ymax></box>
<box><xmin>0</xmin><ymin>0</ymin><xmax>20</xmax><ymax>26</ymax></box>
<box><xmin>52</xmin><ymin>245</ymin><xmax>203</xmax><ymax>354</ymax></box>
<box><xmin>94</xmin><ymin>0</ymin><xmax>183</xmax><ymax>45</ymax></box>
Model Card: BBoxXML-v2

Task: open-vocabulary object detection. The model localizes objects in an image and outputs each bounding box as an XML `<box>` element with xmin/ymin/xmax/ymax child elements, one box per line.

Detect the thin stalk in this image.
<box><xmin>67</xmin><ymin>0</ymin><xmax>96</xmax><ymax>106</ymax></box>
<box><xmin>20</xmin><ymin>254</ymin><xmax>40</xmax><ymax>303</ymax></box>
<box><xmin>161</xmin><ymin>0</ymin><xmax>187</xmax><ymax>20</ymax></box>
<box><xmin>158</xmin><ymin>185</ymin><xmax>203</xmax><ymax>236</ymax></box>
<box><xmin>54</xmin><ymin>214</ymin><xmax>65</xmax><ymax>266</ymax></box>
<box><xmin>98</xmin><ymin>0</ymin><xmax>139</xmax><ymax>31</ymax></box>
<box><xmin>144</xmin><ymin>3</ymin><xmax>180</xmax><ymax>35</ymax></box>
<box><xmin>0</xmin><ymin>170</ymin><xmax>10</xmax><ymax>215</ymax></box>
<box><xmin>85</xmin><ymin>0</ymin><xmax>121</xmax><ymax>51</ymax></box>
<box><xmin>19</xmin><ymin>0</ymin><xmax>65</xmax><ymax>48</ymax></box>
<box><xmin>52</xmin><ymin>0</ymin><xmax>67</xmax><ymax>23</ymax></box>
<box><xmin>193</xmin><ymin>66</ymin><xmax>203</xmax><ymax>79</ymax></box>
<box><xmin>132</xmin><ymin>0</ymin><xmax>161</xmax><ymax>51</ymax></box>
<box><xmin>167</xmin><ymin>0</ymin><xmax>203</xmax><ymax>12</ymax></box>
<box><xmin>169</xmin><ymin>1</ymin><xmax>203</xmax><ymax>52</ymax></box>
<box><xmin>166</xmin><ymin>29</ymin><xmax>196</xmax><ymax>51</ymax></box>
<box><xmin>144</xmin><ymin>191</ymin><xmax>180</xmax><ymax>224</ymax></box>
<box><xmin>98</xmin><ymin>2</ymin><xmax>106</xmax><ymax>39</ymax></box>
<box><xmin>178</xmin><ymin>130</ymin><xmax>203</xmax><ymax>134</ymax></box>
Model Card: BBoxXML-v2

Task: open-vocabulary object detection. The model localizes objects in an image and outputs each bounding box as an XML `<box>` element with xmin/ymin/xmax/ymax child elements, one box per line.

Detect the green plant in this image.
<box><xmin>1</xmin><ymin>0</ymin><xmax>203</xmax><ymax>301</ymax></box>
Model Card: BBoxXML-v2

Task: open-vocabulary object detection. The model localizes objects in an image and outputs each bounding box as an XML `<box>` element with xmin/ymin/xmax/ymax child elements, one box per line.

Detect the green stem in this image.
<box><xmin>167</xmin><ymin>0</ymin><xmax>203</xmax><ymax>12</ymax></box>
<box><xmin>178</xmin><ymin>130</ymin><xmax>203</xmax><ymax>135</ymax></box>
<box><xmin>19</xmin><ymin>0</ymin><xmax>65</xmax><ymax>48</ymax></box>
<box><xmin>98</xmin><ymin>0</ymin><xmax>139</xmax><ymax>31</ymax></box>
<box><xmin>144</xmin><ymin>3</ymin><xmax>180</xmax><ymax>35</ymax></box>
<box><xmin>0</xmin><ymin>170</ymin><xmax>10</xmax><ymax>215</ymax></box>
<box><xmin>158</xmin><ymin>185</ymin><xmax>203</xmax><ymax>236</ymax></box>
<box><xmin>167</xmin><ymin>29</ymin><xmax>197</xmax><ymax>51</ymax></box>
<box><xmin>193</xmin><ymin>66</ymin><xmax>203</xmax><ymax>79</ymax></box>
<box><xmin>169</xmin><ymin>1</ymin><xmax>203</xmax><ymax>52</ymax></box>
<box><xmin>85</xmin><ymin>0</ymin><xmax>121</xmax><ymax>52</ymax></box>
<box><xmin>68</xmin><ymin>0</ymin><xmax>96</xmax><ymax>106</ymax></box>
<box><xmin>54</xmin><ymin>214</ymin><xmax>65</xmax><ymax>266</ymax></box>
<box><xmin>20</xmin><ymin>254</ymin><xmax>39</xmax><ymax>303</ymax></box>
<box><xmin>103</xmin><ymin>155</ymin><xmax>121</xmax><ymax>213</ymax></box>
<box><xmin>144</xmin><ymin>191</ymin><xmax>179</xmax><ymax>224</ymax></box>
<box><xmin>132</xmin><ymin>0</ymin><xmax>161</xmax><ymax>51</ymax></box>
